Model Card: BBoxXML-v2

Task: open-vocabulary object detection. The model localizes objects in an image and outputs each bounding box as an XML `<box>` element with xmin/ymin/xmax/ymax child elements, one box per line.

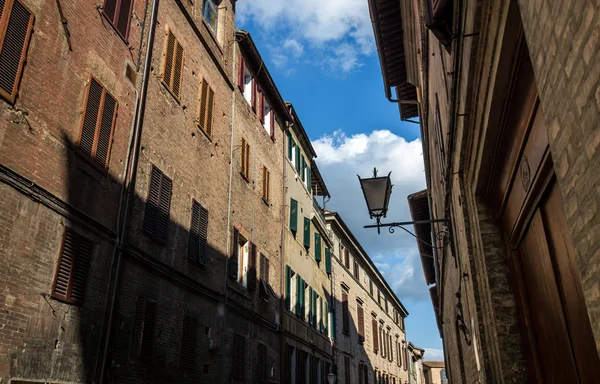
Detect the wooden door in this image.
<box><xmin>488</xmin><ymin>34</ymin><xmax>600</xmax><ymax>383</ymax></box>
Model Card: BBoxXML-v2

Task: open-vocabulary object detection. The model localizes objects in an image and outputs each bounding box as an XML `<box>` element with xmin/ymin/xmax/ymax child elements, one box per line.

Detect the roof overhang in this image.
<box><xmin>368</xmin><ymin>0</ymin><xmax>420</xmax><ymax>120</ymax></box>
<box><xmin>287</xmin><ymin>103</ymin><xmax>317</xmax><ymax>158</ymax></box>
<box><xmin>310</xmin><ymin>159</ymin><xmax>330</xmax><ymax>197</ymax></box>
<box><xmin>236</xmin><ymin>30</ymin><xmax>291</xmax><ymax>123</ymax></box>
<box><xmin>407</xmin><ymin>190</ymin><xmax>435</xmax><ymax>285</ymax></box>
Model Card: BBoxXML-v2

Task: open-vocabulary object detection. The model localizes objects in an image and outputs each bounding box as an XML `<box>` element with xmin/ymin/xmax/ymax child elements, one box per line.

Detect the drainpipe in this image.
<box><xmin>279</xmin><ymin>118</ymin><xmax>289</xmax><ymax>384</ymax></box>
<box><xmin>97</xmin><ymin>0</ymin><xmax>160</xmax><ymax>382</ymax></box>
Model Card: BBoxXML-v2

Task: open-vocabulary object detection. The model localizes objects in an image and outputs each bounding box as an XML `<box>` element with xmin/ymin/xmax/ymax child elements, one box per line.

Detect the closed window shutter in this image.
<box><xmin>289</xmin><ymin>198</ymin><xmax>298</xmax><ymax>232</ymax></box>
<box><xmin>307</xmin><ymin>165</ymin><xmax>311</xmax><ymax>190</ymax></box>
<box><xmin>143</xmin><ymin>166</ymin><xmax>173</xmax><ymax>243</ymax></box>
<box><xmin>237</xmin><ymin>54</ymin><xmax>245</xmax><ymax>90</ymax></box>
<box><xmin>230</xmin><ymin>227</ymin><xmax>239</xmax><ymax>279</ymax></box>
<box><xmin>303</xmin><ymin>217</ymin><xmax>310</xmax><ymax>248</ymax></box>
<box><xmin>78</xmin><ymin>76</ymin><xmax>118</xmax><ymax>169</ymax></box>
<box><xmin>51</xmin><ymin>228</ymin><xmax>93</xmax><ymax>306</ymax></box>
<box><xmin>295</xmin><ymin>143</ymin><xmax>300</xmax><ymax>173</ymax></box>
<box><xmin>285</xmin><ymin>265</ymin><xmax>291</xmax><ymax>310</ymax></box>
<box><xmin>325</xmin><ymin>248</ymin><xmax>331</xmax><ymax>274</ymax></box>
<box><xmin>180</xmin><ymin>315</ymin><xmax>198</xmax><ymax>367</ymax></box>
<box><xmin>301</xmin><ymin>155</ymin><xmax>306</xmax><ymax>182</ymax></box>
<box><xmin>251</xmin><ymin>78</ymin><xmax>257</xmax><ymax>111</ymax></box>
<box><xmin>131</xmin><ymin>295</ymin><xmax>157</xmax><ymax>360</ymax></box>
<box><xmin>342</xmin><ymin>291</ymin><xmax>349</xmax><ymax>333</ymax></box>
<box><xmin>357</xmin><ymin>304</ymin><xmax>364</xmax><ymax>341</ymax></box>
<box><xmin>103</xmin><ymin>0</ymin><xmax>117</xmax><ymax>23</ymax></box>
<box><xmin>257</xmin><ymin>342</ymin><xmax>267</xmax><ymax>383</ymax></box>
<box><xmin>248</xmin><ymin>242</ymin><xmax>257</xmax><ymax>291</ymax></box>
<box><xmin>295</xmin><ymin>276</ymin><xmax>302</xmax><ymax>316</ymax></box>
<box><xmin>198</xmin><ymin>79</ymin><xmax>214</xmax><ymax>137</ymax></box>
<box><xmin>331</xmin><ymin>306</ymin><xmax>336</xmax><ymax>340</ymax></box>
<box><xmin>344</xmin><ymin>356</ymin><xmax>350</xmax><ymax>384</ymax></box>
<box><xmin>103</xmin><ymin>0</ymin><xmax>133</xmax><ymax>39</ymax></box>
<box><xmin>259</xmin><ymin>91</ymin><xmax>265</xmax><ymax>124</ymax></box>
<box><xmin>260</xmin><ymin>253</ymin><xmax>269</xmax><ymax>283</ymax></box>
<box><xmin>287</xmin><ymin>131</ymin><xmax>293</xmax><ymax>159</ymax></box>
<box><xmin>314</xmin><ymin>233</ymin><xmax>321</xmax><ymax>261</ymax></box>
<box><xmin>232</xmin><ymin>333</ymin><xmax>245</xmax><ymax>379</ymax></box>
<box><xmin>0</xmin><ymin>0</ymin><xmax>33</xmax><ymax>104</ymax></box>
<box><xmin>162</xmin><ymin>30</ymin><xmax>184</xmax><ymax>100</ymax></box>
<box><xmin>270</xmin><ymin>109</ymin><xmax>275</xmax><ymax>138</ymax></box>
<box><xmin>188</xmin><ymin>200</ymin><xmax>208</xmax><ymax>266</ymax></box>
<box><xmin>372</xmin><ymin>318</ymin><xmax>378</xmax><ymax>353</ymax></box>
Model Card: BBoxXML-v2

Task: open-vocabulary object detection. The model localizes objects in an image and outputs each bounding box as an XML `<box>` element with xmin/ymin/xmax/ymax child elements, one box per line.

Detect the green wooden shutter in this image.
<box><xmin>295</xmin><ymin>143</ymin><xmax>300</xmax><ymax>173</ymax></box>
<box><xmin>325</xmin><ymin>300</ymin><xmax>329</xmax><ymax>335</ymax></box>
<box><xmin>301</xmin><ymin>155</ymin><xmax>306</xmax><ymax>182</ymax></box>
<box><xmin>299</xmin><ymin>278</ymin><xmax>305</xmax><ymax>319</ymax></box>
<box><xmin>295</xmin><ymin>276</ymin><xmax>302</xmax><ymax>316</ymax></box>
<box><xmin>290</xmin><ymin>199</ymin><xmax>298</xmax><ymax>232</ymax></box>
<box><xmin>285</xmin><ymin>266</ymin><xmax>291</xmax><ymax>310</ymax></box>
<box><xmin>308</xmin><ymin>287</ymin><xmax>313</xmax><ymax>325</ymax></box>
<box><xmin>287</xmin><ymin>131</ymin><xmax>292</xmax><ymax>159</ymax></box>
<box><xmin>303</xmin><ymin>217</ymin><xmax>310</xmax><ymax>248</ymax></box>
<box><xmin>325</xmin><ymin>248</ymin><xmax>331</xmax><ymax>274</ymax></box>
<box><xmin>307</xmin><ymin>165</ymin><xmax>311</xmax><ymax>191</ymax></box>
<box><xmin>314</xmin><ymin>233</ymin><xmax>321</xmax><ymax>262</ymax></box>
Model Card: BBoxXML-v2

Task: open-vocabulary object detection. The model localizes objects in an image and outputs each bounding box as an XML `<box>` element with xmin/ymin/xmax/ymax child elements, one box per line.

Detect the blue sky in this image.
<box><xmin>237</xmin><ymin>0</ymin><xmax>443</xmax><ymax>360</ymax></box>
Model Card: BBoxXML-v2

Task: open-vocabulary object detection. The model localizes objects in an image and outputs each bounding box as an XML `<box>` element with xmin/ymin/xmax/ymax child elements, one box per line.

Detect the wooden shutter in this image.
<box><xmin>303</xmin><ymin>217</ymin><xmax>310</xmax><ymax>248</ymax></box>
<box><xmin>257</xmin><ymin>342</ymin><xmax>267</xmax><ymax>383</ymax></box>
<box><xmin>357</xmin><ymin>303</ymin><xmax>364</xmax><ymax>341</ymax></box>
<box><xmin>51</xmin><ymin>228</ymin><xmax>93</xmax><ymax>306</ymax></box>
<box><xmin>240</xmin><ymin>138</ymin><xmax>250</xmax><ymax>180</ymax></box>
<box><xmin>287</xmin><ymin>131</ymin><xmax>292</xmax><ymax>159</ymax></box>
<box><xmin>354</xmin><ymin>260</ymin><xmax>359</xmax><ymax>279</ymax></box>
<box><xmin>262</xmin><ymin>166</ymin><xmax>269</xmax><ymax>202</ymax></box>
<box><xmin>295</xmin><ymin>143</ymin><xmax>300</xmax><ymax>173</ymax></box>
<box><xmin>131</xmin><ymin>295</ymin><xmax>157</xmax><ymax>359</ymax></box>
<box><xmin>314</xmin><ymin>233</ymin><xmax>321</xmax><ymax>261</ymax></box>
<box><xmin>301</xmin><ymin>155</ymin><xmax>306</xmax><ymax>182</ymax></box>
<box><xmin>248</xmin><ymin>242</ymin><xmax>257</xmax><ymax>291</ymax></box>
<box><xmin>270</xmin><ymin>109</ymin><xmax>275</xmax><ymax>138</ymax></box>
<box><xmin>180</xmin><ymin>314</ymin><xmax>198</xmax><ymax>367</ymax></box>
<box><xmin>342</xmin><ymin>291</ymin><xmax>349</xmax><ymax>333</ymax></box>
<box><xmin>260</xmin><ymin>253</ymin><xmax>269</xmax><ymax>283</ymax></box>
<box><xmin>344</xmin><ymin>356</ymin><xmax>351</xmax><ymax>384</ymax></box>
<box><xmin>251</xmin><ymin>78</ymin><xmax>257</xmax><ymax>111</ymax></box>
<box><xmin>162</xmin><ymin>29</ymin><xmax>184</xmax><ymax>100</ymax></box>
<box><xmin>230</xmin><ymin>227</ymin><xmax>239</xmax><ymax>279</ymax></box>
<box><xmin>290</xmin><ymin>199</ymin><xmax>298</xmax><ymax>232</ymax></box>
<box><xmin>285</xmin><ymin>266</ymin><xmax>291</xmax><ymax>310</ymax></box>
<box><xmin>198</xmin><ymin>79</ymin><xmax>214</xmax><ymax>137</ymax></box>
<box><xmin>78</xmin><ymin>76</ymin><xmax>118</xmax><ymax>169</ymax></box>
<box><xmin>372</xmin><ymin>318</ymin><xmax>379</xmax><ymax>353</ymax></box>
<box><xmin>259</xmin><ymin>91</ymin><xmax>265</xmax><ymax>124</ymax></box>
<box><xmin>295</xmin><ymin>276</ymin><xmax>302</xmax><ymax>315</ymax></box>
<box><xmin>144</xmin><ymin>166</ymin><xmax>171</xmax><ymax>243</ymax></box>
<box><xmin>232</xmin><ymin>333</ymin><xmax>245</xmax><ymax>379</ymax></box>
<box><xmin>325</xmin><ymin>248</ymin><xmax>331</xmax><ymax>274</ymax></box>
<box><xmin>103</xmin><ymin>0</ymin><xmax>133</xmax><ymax>40</ymax></box>
<box><xmin>237</xmin><ymin>53</ymin><xmax>245</xmax><ymax>91</ymax></box>
<box><xmin>188</xmin><ymin>200</ymin><xmax>208</xmax><ymax>266</ymax></box>
<box><xmin>0</xmin><ymin>0</ymin><xmax>33</xmax><ymax>104</ymax></box>
<box><xmin>344</xmin><ymin>249</ymin><xmax>350</xmax><ymax>268</ymax></box>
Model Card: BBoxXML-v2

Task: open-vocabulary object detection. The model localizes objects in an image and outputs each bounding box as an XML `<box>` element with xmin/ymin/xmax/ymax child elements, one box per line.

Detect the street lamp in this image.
<box><xmin>327</xmin><ymin>373</ymin><xmax>336</xmax><ymax>384</ymax></box>
<box><xmin>357</xmin><ymin>168</ymin><xmax>450</xmax><ymax>247</ymax></box>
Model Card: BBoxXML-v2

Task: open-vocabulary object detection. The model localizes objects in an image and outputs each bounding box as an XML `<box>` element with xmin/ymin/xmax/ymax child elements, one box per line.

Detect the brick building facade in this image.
<box><xmin>370</xmin><ymin>0</ymin><xmax>600</xmax><ymax>382</ymax></box>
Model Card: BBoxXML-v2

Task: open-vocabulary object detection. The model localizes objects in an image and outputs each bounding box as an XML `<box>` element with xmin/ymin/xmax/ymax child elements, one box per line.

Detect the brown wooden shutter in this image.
<box><xmin>257</xmin><ymin>342</ymin><xmax>267</xmax><ymax>383</ymax></box>
<box><xmin>248</xmin><ymin>242</ymin><xmax>257</xmax><ymax>291</ymax></box>
<box><xmin>372</xmin><ymin>318</ymin><xmax>379</xmax><ymax>353</ymax></box>
<box><xmin>357</xmin><ymin>303</ymin><xmax>364</xmax><ymax>341</ymax></box>
<box><xmin>103</xmin><ymin>0</ymin><xmax>118</xmax><ymax>23</ymax></box>
<box><xmin>245</xmin><ymin>141</ymin><xmax>250</xmax><ymax>179</ymax></box>
<box><xmin>342</xmin><ymin>291</ymin><xmax>349</xmax><ymax>333</ymax></box>
<box><xmin>259</xmin><ymin>91</ymin><xmax>265</xmax><ymax>124</ymax></box>
<box><xmin>251</xmin><ymin>78</ymin><xmax>257</xmax><ymax>111</ymax></box>
<box><xmin>144</xmin><ymin>166</ymin><xmax>171</xmax><ymax>243</ymax></box>
<box><xmin>198</xmin><ymin>79</ymin><xmax>214</xmax><ymax>138</ymax></box>
<box><xmin>270</xmin><ymin>110</ymin><xmax>275</xmax><ymax>138</ymax></box>
<box><xmin>237</xmin><ymin>53</ymin><xmax>245</xmax><ymax>91</ymax></box>
<box><xmin>115</xmin><ymin>0</ymin><xmax>133</xmax><ymax>39</ymax></box>
<box><xmin>180</xmin><ymin>314</ymin><xmax>197</xmax><ymax>367</ymax></box>
<box><xmin>188</xmin><ymin>200</ymin><xmax>208</xmax><ymax>266</ymax></box>
<box><xmin>78</xmin><ymin>76</ymin><xmax>117</xmax><ymax>169</ymax></box>
<box><xmin>131</xmin><ymin>295</ymin><xmax>157</xmax><ymax>360</ymax></box>
<box><xmin>51</xmin><ymin>228</ymin><xmax>93</xmax><ymax>306</ymax></box>
<box><xmin>162</xmin><ymin>30</ymin><xmax>184</xmax><ymax>100</ymax></box>
<box><xmin>230</xmin><ymin>227</ymin><xmax>239</xmax><ymax>279</ymax></box>
<box><xmin>205</xmin><ymin>86</ymin><xmax>214</xmax><ymax>137</ymax></box>
<box><xmin>232</xmin><ymin>333</ymin><xmax>245</xmax><ymax>379</ymax></box>
<box><xmin>0</xmin><ymin>0</ymin><xmax>33</xmax><ymax>104</ymax></box>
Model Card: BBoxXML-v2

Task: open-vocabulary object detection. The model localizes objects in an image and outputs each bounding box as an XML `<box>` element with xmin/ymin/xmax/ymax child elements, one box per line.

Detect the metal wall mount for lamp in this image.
<box><xmin>358</xmin><ymin>168</ymin><xmax>451</xmax><ymax>249</ymax></box>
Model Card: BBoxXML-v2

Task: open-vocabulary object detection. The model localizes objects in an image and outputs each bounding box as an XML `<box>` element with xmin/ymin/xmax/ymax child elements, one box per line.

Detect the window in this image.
<box><xmin>344</xmin><ymin>249</ymin><xmax>350</xmax><ymax>269</ymax></box>
<box><xmin>180</xmin><ymin>315</ymin><xmax>198</xmax><ymax>367</ymax></box>
<box><xmin>325</xmin><ymin>247</ymin><xmax>331</xmax><ymax>274</ymax></box>
<box><xmin>288</xmin><ymin>269</ymin><xmax>297</xmax><ymax>312</ymax></box>
<box><xmin>387</xmin><ymin>328</ymin><xmax>393</xmax><ymax>362</ymax></box>
<box><xmin>357</xmin><ymin>300</ymin><xmax>364</xmax><ymax>343</ymax></box>
<box><xmin>131</xmin><ymin>295</ymin><xmax>157</xmax><ymax>360</ymax></box>
<box><xmin>197</xmin><ymin>79</ymin><xmax>214</xmax><ymax>138</ymax></box>
<box><xmin>257</xmin><ymin>342</ymin><xmax>268</xmax><ymax>383</ymax></box>
<box><xmin>290</xmin><ymin>198</ymin><xmax>298</xmax><ymax>232</ymax></box>
<box><xmin>301</xmin><ymin>155</ymin><xmax>306</xmax><ymax>183</ymax></box>
<box><xmin>294</xmin><ymin>142</ymin><xmax>301</xmax><ymax>174</ymax></box>
<box><xmin>161</xmin><ymin>29</ymin><xmax>184</xmax><ymax>101</ymax></box>
<box><xmin>385</xmin><ymin>299</ymin><xmax>389</xmax><ymax>313</ymax></box>
<box><xmin>230</xmin><ymin>227</ymin><xmax>254</xmax><ymax>288</ymax></box>
<box><xmin>369</xmin><ymin>280</ymin><xmax>374</xmax><ymax>296</ymax></box>
<box><xmin>260</xmin><ymin>253</ymin><xmax>270</xmax><ymax>284</ymax></box>
<box><xmin>103</xmin><ymin>0</ymin><xmax>133</xmax><ymax>40</ymax></box>
<box><xmin>359</xmin><ymin>362</ymin><xmax>369</xmax><ymax>384</ymax></box>
<box><xmin>341</xmin><ymin>289</ymin><xmax>349</xmax><ymax>334</ymax></box>
<box><xmin>305</xmin><ymin>285</ymin><xmax>311</xmax><ymax>323</ymax></box>
<box><xmin>77</xmin><ymin>76</ymin><xmax>118</xmax><ymax>169</ymax></box>
<box><xmin>303</xmin><ymin>217</ymin><xmax>311</xmax><ymax>248</ymax></box>
<box><xmin>287</xmin><ymin>132</ymin><xmax>294</xmax><ymax>160</ymax></box>
<box><xmin>144</xmin><ymin>166</ymin><xmax>172</xmax><ymax>243</ymax></box>
<box><xmin>379</xmin><ymin>322</ymin><xmax>385</xmax><ymax>358</ymax></box>
<box><xmin>353</xmin><ymin>260</ymin><xmax>359</xmax><ymax>280</ymax></box>
<box><xmin>314</xmin><ymin>232</ymin><xmax>322</xmax><ymax>262</ymax></box>
<box><xmin>372</xmin><ymin>316</ymin><xmax>379</xmax><ymax>353</ymax></box>
<box><xmin>434</xmin><ymin>94</ymin><xmax>446</xmax><ymax>180</ymax></box>
<box><xmin>263</xmin><ymin>100</ymin><xmax>275</xmax><ymax>138</ymax></box>
<box><xmin>239</xmin><ymin>57</ymin><xmax>254</xmax><ymax>106</ymax></box>
<box><xmin>261</xmin><ymin>165</ymin><xmax>270</xmax><ymax>203</ymax></box>
<box><xmin>316</xmin><ymin>295</ymin><xmax>322</xmax><ymax>330</ymax></box>
<box><xmin>344</xmin><ymin>356</ymin><xmax>351</xmax><ymax>384</ymax></box>
<box><xmin>51</xmin><ymin>228</ymin><xmax>93</xmax><ymax>305</ymax></box>
<box><xmin>188</xmin><ymin>200</ymin><xmax>208</xmax><ymax>266</ymax></box>
<box><xmin>240</xmin><ymin>137</ymin><xmax>250</xmax><ymax>180</ymax></box>
<box><xmin>396</xmin><ymin>337</ymin><xmax>401</xmax><ymax>367</ymax></box>
<box><xmin>424</xmin><ymin>0</ymin><xmax>453</xmax><ymax>48</ymax></box>
<box><xmin>232</xmin><ymin>333</ymin><xmax>245</xmax><ymax>379</ymax></box>
<box><xmin>378</xmin><ymin>290</ymin><xmax>382</xmax><ymax>306</ymax></box>
<box><xmin>0</xmin><ymin>0</ymin><xmax>33</xmax><ymax>104</ymax></box>
<box><xmin>202</xmin><ymin>0</ymin><xmax>218</xmax><ymax>33</ymax></box>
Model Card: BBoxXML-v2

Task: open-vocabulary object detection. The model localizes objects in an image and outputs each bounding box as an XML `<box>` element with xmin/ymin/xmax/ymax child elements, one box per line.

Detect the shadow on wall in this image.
<box><xmin>1</xmin><ymin>133</ymin><xmax>279</xmax><ymax>383</ymax></box>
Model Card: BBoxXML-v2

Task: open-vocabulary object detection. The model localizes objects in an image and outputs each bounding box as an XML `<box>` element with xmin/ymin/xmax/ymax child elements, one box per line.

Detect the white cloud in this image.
<box><xmin>312</xmin><ymin>129</ymin><xmax>430</xmax><ymax>300</ymax></box>
<box><xmin>423</xmin><ymin>348</ymin><xmax>445</xmax><ymax>361</ymax></box>
<box><xmin>237</xmin><ymin>0</ymin><xmax>374</xmax><ymax>73</ymax></box>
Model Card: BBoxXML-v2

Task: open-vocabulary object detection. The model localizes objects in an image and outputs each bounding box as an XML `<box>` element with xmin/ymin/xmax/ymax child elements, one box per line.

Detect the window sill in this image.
<box><xmin>240</xmin><ymin>172</ymin><xmax>250</xmax><ymax>183</ymax></box>
<box><xmin>196</xmin><ymin>124</ymin><xmax>212</xmax><ymax>142</ymax></box>
<box><xmin>261</xmin><ymin>197</ymin><xmax>269</xmax><ymax>207</ymax></box>
<box><xmin>161</xmin><ymin>80</ymin><xmax>182</xmax><ymax>105</ymax></box>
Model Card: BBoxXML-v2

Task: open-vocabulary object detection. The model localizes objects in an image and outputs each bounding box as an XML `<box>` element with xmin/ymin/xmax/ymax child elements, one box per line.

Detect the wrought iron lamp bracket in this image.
<box><xmin>364</xmin><ymin>218</ymin><xmax>451</xmax><ymax>250</ymax></box>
